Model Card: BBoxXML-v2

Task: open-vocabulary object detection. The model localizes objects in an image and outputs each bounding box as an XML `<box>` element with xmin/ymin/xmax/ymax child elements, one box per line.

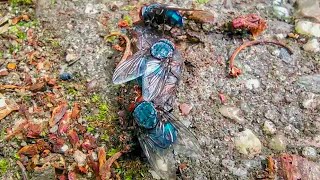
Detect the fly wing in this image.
<box><xmin>112</xmin><ymin>50</ymin><xmax>147</xmax><ymax>84</ymax></box>
<box><xmin>138</xmin><ymin>132</ymin><xmax>176</xmax><ymax>179</ymax></box>
<box><xmin>142</xmin><ymin>58</ymin><xmax>169</xmax><ymax>101</ymax></box>
<box><xmin>161</xmin><ymin>110</ymin><xmax>203</xmax><ymax>158</ymax></box>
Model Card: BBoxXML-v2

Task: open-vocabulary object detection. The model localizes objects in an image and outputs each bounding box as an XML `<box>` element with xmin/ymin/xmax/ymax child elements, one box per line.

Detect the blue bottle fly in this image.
<box><xmin>140</xmin><ymin>3</ymin><xmax>184</xmax><ymax>28</ymax></box>
<box><xmin>112</xmin><ymin>38</ymin><xmax>182</xmax><ymax>102</ymax></box>
<box><xmin>132</xmin><ymin>101</ymin><xmax>202</xmax><ymax>179</ymax></box>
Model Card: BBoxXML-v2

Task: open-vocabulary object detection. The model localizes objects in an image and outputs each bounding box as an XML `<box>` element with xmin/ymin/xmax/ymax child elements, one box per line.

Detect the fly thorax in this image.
<box><xmin>133</xmin><ymin>101</ymin><xmax>158</xmax><ymax>129</ymax></box>
<box><xmin>150</xmin><ymin>39</ymin><xmax>175</xmax><ymax>60</ymax></box>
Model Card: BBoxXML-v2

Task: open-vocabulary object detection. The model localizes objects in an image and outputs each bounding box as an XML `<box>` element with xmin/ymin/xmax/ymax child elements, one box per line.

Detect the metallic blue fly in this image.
<box><xmin>112</xmin><ymin>25</ymin><xmax>183</xmax><ymax>102</ymax></box>
<box><xmin>132</xmin><ymin>101</ymin><xmax>202</xmax><ymax>179</ymax></box>
<box><xmin>140</xmin><ymin>3</ymin><xmax>184</xmax><ymax>28</ymax></box>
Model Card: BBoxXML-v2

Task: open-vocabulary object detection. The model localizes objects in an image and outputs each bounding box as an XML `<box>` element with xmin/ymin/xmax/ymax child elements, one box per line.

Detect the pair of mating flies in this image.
<box><xmin>112</xmin><ymin>3</ymin><xmax>204</xmax><ymax>179</ymax></box>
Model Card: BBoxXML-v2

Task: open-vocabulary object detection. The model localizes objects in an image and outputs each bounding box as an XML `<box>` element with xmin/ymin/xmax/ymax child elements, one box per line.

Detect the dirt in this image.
<box><xmin>1</xmin><ymin>0</ymin><xmax>319</xmax><ymax>179</ymax></box>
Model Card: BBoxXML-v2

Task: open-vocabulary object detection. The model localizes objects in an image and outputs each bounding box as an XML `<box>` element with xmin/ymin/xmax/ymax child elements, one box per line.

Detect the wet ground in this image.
<box><xmin>1</xmin><ymin>0</ymin><xmax>320</xmax><ymax>179</ymax></box>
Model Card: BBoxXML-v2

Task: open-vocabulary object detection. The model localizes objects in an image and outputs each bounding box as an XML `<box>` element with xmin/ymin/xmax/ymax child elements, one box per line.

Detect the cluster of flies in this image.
<box><xmin>111</xmin><ymin>3</ymin><xmax>207</xmax><ymax>179</ymax></box>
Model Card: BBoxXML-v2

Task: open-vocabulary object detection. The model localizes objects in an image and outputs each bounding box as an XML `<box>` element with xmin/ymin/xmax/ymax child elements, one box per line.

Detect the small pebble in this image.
<box><xmin>219</xmin><ymin>106</ymin><xmax>245</xmax><ymax>123</ymax></box>
<box><xmin>263</xmin><ymin>120</ymin><xmax>276</xmax><ymax>135</ymax></box>
<box><xmin>264</xmin><ymin>109</ymin><xmax>278</xmax><ymax>120</ymax></box>
<box><xmin>303</xmin><ymin>39</ymin><xmax>320</xmax><ymax>52</ymax></box>
<box><xmin>279</xmin><ymin>48</ymin><xmax>293</xmax><ymax>64</ymax></box>
<box><xmin>302</xmin><ymin>146</ymin><xmax>317</xmax><ymax>160</ymax></box>
<box><xmin>66</xmin><ymin>53</ymin><xmax>78</xmax><ymax>62</ymax></box>
<box><xmin>297</xmin><ymin>74</ymin><xmax>320</xmax><ymax>94</ymax></box>
<box><xmin>0</xmin><ymin>68</ymin><xmax>9</xmax><ymax>76</ymax></box>
<box><xmin>59</xmin><ymin>72</ymin><xmax>72</xmax><ymax>81</ymax></box>
<box><xmin>60</xmin><ymin>144</ymin><xmax>69</xmax><ymax>153</ymax></box>
<box><xmin>268</xmin><ymin>134</ymin><xmax>286</xmax><ymax>151</ymax></box>
<box><xmin>273</xmin><ymin>6</ymin><xmax>290</xmax><ymax>19</ymax></box>
<box><xmin>245</xmin><ymin>79</ymin><xmax>260</xmax><ymax>90</ymax></box>
<box><xmin>234</xmin><ymin>129</ymin><xmax>262</xmax><ymax>156</ymax></box>
<box><xmin>301</xmin><ymin>92</ymin><xmax>320</xmax><ymax>109</ymax></box>
<box><xmin>295</xmin><ymin>20</ymin><xmax>320</xmax><ymax>37</ymax></box>
<box><xmin>73</xmin><ymin>150</ymin><xmax>87</xmax><ymax>166</ymax></box>
<box><xmin>149</xmin><ymin>170</ymin><xmax>161</xmax><ymax>180</ymax></box>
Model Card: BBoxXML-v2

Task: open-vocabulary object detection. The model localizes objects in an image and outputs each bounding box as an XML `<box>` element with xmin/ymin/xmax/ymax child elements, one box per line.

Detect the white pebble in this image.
<box><xmin>303</xmin><ymin>39</ymin><xmax>320</xmax><ymax>52</ymax></box>
<box><xmin>234</xmin><ymin>129</ymin><xmax>262</xmax><ymax>156</ymax></box>
<box><xmin>219</xmin><ymin>106</ymin><xmax>245</xmax><ymax>123</ymax></box>
<box><xmin>245</xmin><ymin>79</ymin><xmax>260</xmax><ymax>90</ymax></box>
<box><xmin>263</xmin><ymin>120</ymin><xmax>276</xmax><ymax>135</ymax></box>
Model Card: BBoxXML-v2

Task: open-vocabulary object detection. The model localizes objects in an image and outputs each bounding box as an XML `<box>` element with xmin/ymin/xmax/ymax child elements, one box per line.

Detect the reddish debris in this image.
<box><xmin>228</xmin><ymin>40</ymin><xmax>293</xmax><ymax>78</ymax></box>
<box><xmin>49</xmin><ymin>134</ymin><xmax>65</xmax><ymax>153</ymax></box>
<box><xmin>58</xmin><ymin>112</ymin><xmax>71</xmax><ymax>135</ymax></box>
<box><xmin>81</xmin><ymin>134</ymin><xmax>97</xmax><ymax>151</ymax></box>
<box><xmin>232</xmin><ymin>14</ymin><xmax>267</xmax><ymax>38</ymax></box>
<box><xmin>118</xmin><ymin>20</ymin><xmax>129</xmax><ymax>28</ymax></box>
<box><xmin>68</xmin><ymin>171</ymin><xmax>77</xmax><ymax>180</ymax></box>
<box><xmin>218</xmin><ymin>92</ymin><xmax>227</xmax><ymax>104</ymax></box>
<box><xmin>264</xmin><ymin>154</ymin><xmax>320</xmax><ymax>180</ymax></box>
<box><xmin>77</xmin><ymin>165</ymin><xmax>89</xmax><ymax>174</ymax></box>
<box><xmin>26</xmin><ymin>123</ymin><xmax>42</xmax><ymax>138</ymax></box>
<box><xmin>49</xmin><ymin>101</ymin><xmax>68</xmax><ymax>127</ymax></box>
<box><xmin>179</xmin><ymin>103</ymin><xmax>193</xmax><ymax>116</ymax></box>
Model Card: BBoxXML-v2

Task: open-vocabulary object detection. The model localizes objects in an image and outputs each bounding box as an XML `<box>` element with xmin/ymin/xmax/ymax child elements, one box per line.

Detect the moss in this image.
<box><xmin>101</xmin><ymin>132</ymin><xmax>109</xmax><ymax>142</ymax></box>
<box><xmin>107</xmin><ymin>148</ymin><xmax>119</xmax><ymax>156</ymax></box>
<box><xmin>9</xmin><ymin>0</ymin><xmax>33</xmax><ymax>6</ymax></box>
<box><xmin>87</xmin><ymin>126</ymin><xmax>95</xmax><ymax>133</ymax></box>
<box><xmin>67</xmin><ymin>87</ymin><xmax>78</xmax><ymax>96</ymax></box>
<box><xmin>9</xmin><ymin>26</ymin><xmax>26</xmax><ymax>40</ymax></box>
<box><xmin>195</xmin><ymin>0</ymin><xmax>209</xmax><ymax>4</ymax></box>
<box><xmin>121</xmin><ymin>5</ymin><xmax>135</xmax><ymax>11</ymax></box>
<box><xmin>50</xmin><ymin>39</ymin><xmax>60</xmax><ymax>48</ymax></box>
<box><xmin>91</xmin><ymin>94</ymin><xmax>101</xmax><ymax>103</ymax></box>
<box><xmin>123</xmin><ymin>15</ymin><xmax>133</xmax><ymax>26</ymax></box>
<box><xmin>0</xmin><ymin>159</ymin><xmax>9</xmax><ymax>175</ymax></box>
<box><xmin>9</xmin><ymin>44</ymin><xmax>21</xmax><ymax>54</ymax></box>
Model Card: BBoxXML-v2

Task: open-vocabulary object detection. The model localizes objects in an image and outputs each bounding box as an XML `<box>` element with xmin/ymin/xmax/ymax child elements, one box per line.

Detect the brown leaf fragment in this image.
<box><xmin>12</xmin><ymin>14</ymin><xmax>30</xmax><ymax>25</ymax></box>
<box><xmin>18</xmin><ymin>139</ymin><xmax>50</xmax><ymax>157</ymax></box>
<box><xmin>105</xmin><ymin>151</ymin><xmax>122</xmax><ymax>178</ymax></box>
<box><xmin>29</xmin><ymin>81</ymin><xmax>46</xmax><ymax>92</ymax></box>
<box><xmin>71</xmin><ymin>102</ymin><xmax>81</xmax><ymax>120</ymax></box>
<box><xmin>0</xmin><ymin>97</ymin><xmax>19</xmax><ymax>121</ymax></box>
<box><xmin>98</xmin><ymin>147</ymin><xmax>108</xmax><ymax>180</ymax></box>
<box><xmin>17</xmin><ymin>160</ymin><xmax>28</xmax><ymax>180</ymax></box>
<box><xmin>188</xmin><ymin>11</ymin><xmax>215</xmax><ymax>24</ymax></box>
<box><xmin>49</xmin><ymin>101</ymin><xmax>68</xmax><ymax>127</ymax></box>
<box><xmin>68</xmin><ymin>129</ymin><xmax>80</xmax><ymax>148</ymax></box>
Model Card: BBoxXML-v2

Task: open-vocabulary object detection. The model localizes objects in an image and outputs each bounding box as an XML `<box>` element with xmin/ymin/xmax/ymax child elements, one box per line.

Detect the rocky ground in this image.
<box><xmin>0</xmin><ymin>0</ymin><xmax>320</xmax><ymax>179</ymax></box>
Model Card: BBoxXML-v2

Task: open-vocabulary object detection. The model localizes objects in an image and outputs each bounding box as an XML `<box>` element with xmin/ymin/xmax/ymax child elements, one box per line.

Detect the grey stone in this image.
<box><xmin>297</xmin><ymin>74</ymin><xmax>320</xmax><ymax>93</ymax></box>
<box><xmin>302</xmin><ymin>146</ymin><xmax>317</xmax><ymax>159</ymax></box>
